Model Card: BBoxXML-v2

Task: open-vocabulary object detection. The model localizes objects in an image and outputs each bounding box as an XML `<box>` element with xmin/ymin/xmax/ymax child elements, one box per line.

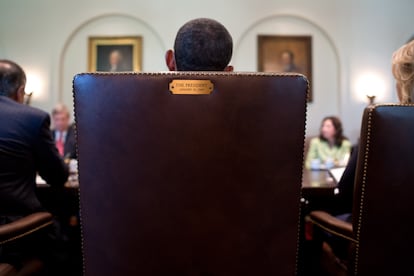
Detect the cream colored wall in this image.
<box><xmin>0</xmin><ymin>0</ymin><xmax>413</xmax><ymax>142</ymax></box>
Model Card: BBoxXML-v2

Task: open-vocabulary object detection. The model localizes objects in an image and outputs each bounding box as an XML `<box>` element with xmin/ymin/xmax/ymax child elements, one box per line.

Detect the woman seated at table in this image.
<box><xmin>305</xmin><ymin>116</ymin><xmax>352</xmax><ymax>169</ymax></box>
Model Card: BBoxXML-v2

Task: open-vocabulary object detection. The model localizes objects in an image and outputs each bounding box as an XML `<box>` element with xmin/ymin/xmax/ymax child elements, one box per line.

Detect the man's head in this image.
<box><xmin>52</xmin><ymin>103</ymin><xmax>71</xmax><ymax>132</ymax></box>
<box><xmin>0</xmin><ymin>59</ymin><xmax>26</xmax><ymax>103</ymax></box>
<box><xmin>281</xmin><ymin>50</ymin><xmax>294</xmax><ymax>66</ymax></box>
<box><xmin>109</xmin><ymin>50</ymin><xmax>122</xmax><ymax>67</ymax></box>
<box><xmin>165</xmin><ymin>18</ymin><xmax>233</xmax><ymax>71</ymax></box>
<box><xmin>392</xmin><ymin>40</ymin><xmax>414</xmax><ymax>103</ymax></box>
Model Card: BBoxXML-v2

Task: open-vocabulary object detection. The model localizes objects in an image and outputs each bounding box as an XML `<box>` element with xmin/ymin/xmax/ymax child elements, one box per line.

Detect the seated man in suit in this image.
<box><xmin>51</xmin><ymin>103</ymin><xmax>77</xmax><ymax>159</ymax></box>
<box><xmin>165</xmin><ymin>18</ymin><xmax>234</xmax><ymax>72</ymax></box>
<box><xmin>0</xmin><ymin>59</ymin><xmax>69</xmax><ymax>273</ymax></box>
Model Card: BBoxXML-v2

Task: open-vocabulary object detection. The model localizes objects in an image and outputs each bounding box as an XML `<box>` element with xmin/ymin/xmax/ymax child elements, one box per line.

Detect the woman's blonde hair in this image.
<box><xmin>392</xmin><ymin>40</ymin><xmax>414</xmax><ymax>103</ymax></box>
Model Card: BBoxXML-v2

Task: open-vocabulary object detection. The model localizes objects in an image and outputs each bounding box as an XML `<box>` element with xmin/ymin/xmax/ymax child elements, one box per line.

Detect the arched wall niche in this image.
<box><xmin>59</xmin><ymin>13</ymin><xmax>166</xmax><ymax>110</ymax></box>
<box><xmin>232</xmin><ymin>14</ymin><xmax>341</xmax><ymax>136</ymax></box>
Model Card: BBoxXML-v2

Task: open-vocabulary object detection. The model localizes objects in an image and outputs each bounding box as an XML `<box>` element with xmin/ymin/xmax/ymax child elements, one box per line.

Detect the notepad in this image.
<box><xmin>36</xmin><ymin>175</ymin><xmax>48</xmax><ymax>185</ymax></box>
<box><xmin>328</xmin><ymin>167</ymin><xmax>346</xmax><ymax>184</ymax></box>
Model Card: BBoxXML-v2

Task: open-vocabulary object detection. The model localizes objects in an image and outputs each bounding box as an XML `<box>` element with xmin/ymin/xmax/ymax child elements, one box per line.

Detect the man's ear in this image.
<box><xmin>224</xmin><ymin>65</ymin><xmax>234</xmax><ymax>72</ymax></box>
<box><xmin>12</xmin><ymin>85</ymin><xmax>25</xmax><ymax>104</ymax></box>
<box><xmin>165</xmin><ymin>49</ymin><xmax>177</xmax><ymax>71</ymax></box>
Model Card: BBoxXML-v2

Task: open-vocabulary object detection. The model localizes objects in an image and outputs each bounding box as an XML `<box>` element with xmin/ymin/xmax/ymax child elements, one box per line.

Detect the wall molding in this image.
<box><xmin>234</xmin><ymin>13</ymin><xmax>342</xmax><ymax>114</ymax></box>
<box><xmin>58</xmin><ymin>12</ymin><xmax>166</xmax><ymax>101</ymax></box>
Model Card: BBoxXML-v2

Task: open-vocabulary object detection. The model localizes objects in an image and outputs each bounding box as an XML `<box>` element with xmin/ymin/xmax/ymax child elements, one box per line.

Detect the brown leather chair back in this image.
<box><xmin>73</xmin><ymin>72</ymin><xmax>308</xmax><ymax>276</ymax></box>
<box><xmin>352</xmin><ymin>104</ymin><xmax>414</xmax><ymax>275</ymax></box>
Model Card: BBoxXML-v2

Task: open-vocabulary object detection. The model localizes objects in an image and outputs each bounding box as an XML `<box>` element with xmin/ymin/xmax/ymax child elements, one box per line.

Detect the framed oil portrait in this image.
<box><xmin>88</xmin><ymin>36</ymin><xmax>142</xmax><ymax>72</ymax></box>
<box><xmin>258</xmin><ymin>35</ymin><xmax>312</xmax><ymax>101</ymax></box>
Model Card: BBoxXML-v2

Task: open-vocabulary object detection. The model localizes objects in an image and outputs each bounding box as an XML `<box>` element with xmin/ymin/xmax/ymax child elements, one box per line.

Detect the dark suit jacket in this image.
<box><xmin>0</xmin><ymin>96</ymin><xmax>69</xmax><ymax>216</ymax></box>
<box><xmin>337</xmin><ymin>144</ymin><xmax>359</xmax><ymax>214</ymax></box>
<box><xmin>52</xmin><ymin>124</ymin><xmax>77</xmax><ymax>159</ymax></box>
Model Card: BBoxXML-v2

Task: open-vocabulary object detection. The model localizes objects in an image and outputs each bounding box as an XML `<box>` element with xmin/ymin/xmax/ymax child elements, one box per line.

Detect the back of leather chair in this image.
<box><xmin>73</xmin><ymin>72</ymin><xmax>308</xmax><ymax>276</ymax></box>
<box><xmin>353</xmin><ymin>104</ymin><xmax>414</xmax><ymax>275</ymax></box>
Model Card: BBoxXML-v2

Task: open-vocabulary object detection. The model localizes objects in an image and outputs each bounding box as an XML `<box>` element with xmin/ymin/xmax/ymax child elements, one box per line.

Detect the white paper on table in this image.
<box><xmin>328</xmin><ymin>167</ymin><xmax>346</xmax><ymax>184</ymax></box>
<box><xmin>36</xmin><ymin>175</ymin><xmax>48</xmax><ymax>185</ymax></box>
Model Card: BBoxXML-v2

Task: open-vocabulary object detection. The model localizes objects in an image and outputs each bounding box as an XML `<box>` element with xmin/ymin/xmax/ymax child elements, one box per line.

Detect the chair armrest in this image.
<box><xmin>0</xmin><ymin>212</ymin><xmax>53</xmax><ymax>244</ymax></box>
<box><xmin>0</xmin><ymin>263</ymin><xmax>17</xmax><ymax>276</ymax></box>
<box><xmin>307</xmin><ymin>210</ymin><xmax>355</xmax><ymax>242</ymax></box>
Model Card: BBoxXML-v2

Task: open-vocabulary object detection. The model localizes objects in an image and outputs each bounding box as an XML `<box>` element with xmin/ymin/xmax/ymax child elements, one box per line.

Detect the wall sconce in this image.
<box><xmin>24</xmin><ymin>72</ymin><xmax>42</xmax><ymax>105</ymax></box>
<box><xmin>355</xmin><ymin>73</ymin><xmax>385</xmax><ymax>106</ymax></box>
<box><xmin>24</xmin><ymin>92</ymin><xmax>33</xmax><ymax>105</ymax></box>
<box><xmin>366</xmin><ymin>94</ymin><xmax>376</xmax><ymax>105</ymax></box>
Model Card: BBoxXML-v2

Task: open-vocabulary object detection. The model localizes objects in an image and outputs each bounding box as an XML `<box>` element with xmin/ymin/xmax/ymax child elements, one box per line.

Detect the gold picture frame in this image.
<box><xmin>88</xmin><ymin>36</ymin><xmax>142</xmax><ymax>72</ymax></box>
<box><xmin>258</xmin><ymin>35</ymin><xmax>312</xmax><ymax>101</ymax></box>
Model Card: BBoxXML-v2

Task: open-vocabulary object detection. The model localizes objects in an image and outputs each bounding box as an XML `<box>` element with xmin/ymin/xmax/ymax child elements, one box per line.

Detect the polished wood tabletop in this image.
<box><xmin>301</xmin><ymin>169</ymin><xmax>338</xmax><ymax>198</ymax></box>
<box><xmin>302</xmin><ymin>169</ymin><xmax>336</xmax><ymax>188</ymax></box>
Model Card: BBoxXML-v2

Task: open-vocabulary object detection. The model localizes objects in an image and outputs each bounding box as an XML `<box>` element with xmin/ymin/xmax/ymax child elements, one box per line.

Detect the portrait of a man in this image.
<box><xmin>258</xmin><ymin>35</ymin><xmax>312</xmax><ymax>101</ymax></box>
<box><xmin>279</xmin><ymin>49</ymin><xmax>301</xmax><ymax>73</ymax></box>
<box><xmin>96</xmin><ymin>46</ymin><xmax>132</xmax><ymax>72</ymax></box>
<box><xmin>88</xmin><ymin>36</ymin><xmax>142</xmax><ymax>72</ymax></box>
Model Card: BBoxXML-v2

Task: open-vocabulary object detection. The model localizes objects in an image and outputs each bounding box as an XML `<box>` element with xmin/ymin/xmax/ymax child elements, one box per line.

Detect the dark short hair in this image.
<box><xmin>0</xmin><ymin>59</ymin><xmax>26</xmax><ymax>97</ymax></box>
<box><xmin>319</xmin><ymin>116</ymin><xmax>347</xmax><ymax>147</ymax></box>
<box><xmin>174</xmin><ymin>18</ymin><xmax>233</xmax><ymax>71</ymax></box>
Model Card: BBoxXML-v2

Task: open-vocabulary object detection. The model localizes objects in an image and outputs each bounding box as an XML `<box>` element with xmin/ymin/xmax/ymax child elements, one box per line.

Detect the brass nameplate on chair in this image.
<box><xmin>169</xmin><ymin>80</ymin><xmax>214</xmax><ymax>95</ymax></box>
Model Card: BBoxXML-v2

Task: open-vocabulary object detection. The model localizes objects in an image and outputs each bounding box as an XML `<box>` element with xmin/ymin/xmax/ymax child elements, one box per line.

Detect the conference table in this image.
<box><xmin>300</xmin><ymin>168</ymin><xmax>342</xmax><ymax>218</ymax></box>
<box><xmin>36</xmin><ymin>175</ymin><xmax>82</xmax><ymax>274</ymax></box>
<box><xmin>35</xmin><ymin>169</ymin><xmax>339</xmax><ymax>223</ymax></box>
<box><xmin>36</xmin><ymin>175</ymin><xmax>80</xmax><ymax>233</ymax></box>
<box><xmin>34</xmin><ymin>169</ymin><xmax>335</xmax><ymax>275</ymax></box>
<box><xmin>299</xmin><ymin>169</ymin><xmax>340</xmax><ymax>274</ymax></box>
<box><xmin>36</xmin><ymin>169</ymin><xmax>338</xmax><ymax>208</ymax></box>
<box><xmin>35</xmin><ymin>167</ymin><xmax>337</xmax><ymax>206</ymax></box>
<box><xmin>301</xmin><ymin>168</ymin><xmax>338</xmax><ymax>196</ymax></box>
